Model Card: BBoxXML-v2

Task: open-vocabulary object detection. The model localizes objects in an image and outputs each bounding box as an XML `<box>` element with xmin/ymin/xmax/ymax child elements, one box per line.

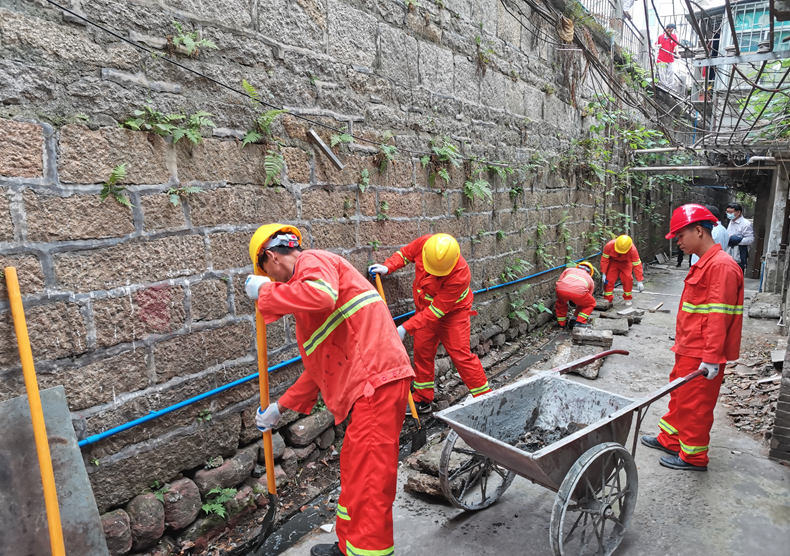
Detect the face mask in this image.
<box><xmin>727</xmin><ymin>213</ymin><xmax>736</xmax><ymax>220</ymax></box>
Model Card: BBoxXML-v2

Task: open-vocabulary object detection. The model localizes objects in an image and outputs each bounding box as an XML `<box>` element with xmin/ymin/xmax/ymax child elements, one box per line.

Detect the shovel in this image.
<box><xmin>252</xmin><ymin>307</ymin><xmax>278</xmax><ymax>553</ymax></box>
<box><xmin>374</xmin><ymin>274</ymin><xmax>427</xmax><ymax>452</ymax></box>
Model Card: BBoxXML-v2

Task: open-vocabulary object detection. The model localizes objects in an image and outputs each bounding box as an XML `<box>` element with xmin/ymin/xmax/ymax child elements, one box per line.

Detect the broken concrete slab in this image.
<box><xmin>747</xmin><ymin>292</ymin><xmax>782</xmax><ymax>319</ymax></box>
<box><xmin>572</xmin><ymin>328</ymin><xmax>613</xmax><ymax>348</ymax></box>
<box><xmin>593</xmin><ymin>318</ymin><xmax>630</xmax><ymax>335</ymax></box>
<box><xmin>771</xmin><ymin>350</ymin><xmax>786</xmax><ymax>369</ymax></box>
<box><xmin>617</xmin><ymin>307</ymin><xmax>644</xmax><ymax>317</ymax></box>
<box><xmin>595</xmin><ymin>298</ymin><xmax>612</xmax><ymax>311</ymax></box>
<box><xmin>546</xmin><ymin>341</ymin><xmax>604</xmax><ymax>379</ymax></box>
<box><xmin>404</xmin><ymin>471</ymin><xmax>443</xmax><ymax>498</ymax></box>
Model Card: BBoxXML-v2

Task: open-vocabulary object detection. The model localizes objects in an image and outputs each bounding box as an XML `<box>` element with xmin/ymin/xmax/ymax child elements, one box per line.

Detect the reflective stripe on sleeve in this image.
<box><xmin>429</xmin><ymin>304</ymin><xmax>445</xmax><ymax>318</ymax></box>
<box><xmin>346</xmin><ymin>541</ymin><xmax>395</xmax><ymax>556</ymax></box>
<box><xmin>424</xmin><ymin>287</ymin><xmax>470</xmax><ymax>305</ymax></box>
<box><xmin>602</xmin><ymin>254</ymin><xmax>610</xmax><ymax>258</ymax></box>
<box><xmin>681</xmin><ymin>302</ymin><xmax>743</xmax><ymax>315</ymax></box>
<box><xmin>303</xmin><ymin>291</ymin><xmax>383</xmax><ymax>356</ymax></box>
<box><xmin>306</xmin><ymin>279</ymin><xmax>338</xmax><ymax>303</ymax></box>
<box><xmin>397</xmin><ymin>250</ymin><xmax>410</xmax><ymax>265</ymax></box>
<box><xmin>632</xmin><ymin>259</ymin><xmax>641</xmax><ymax>266</ymax></box>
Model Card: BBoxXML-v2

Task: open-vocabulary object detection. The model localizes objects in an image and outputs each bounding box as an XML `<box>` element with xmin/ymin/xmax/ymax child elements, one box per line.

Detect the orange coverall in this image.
<box><xmin>657</xmin><ymin>244</ymin><xmax>744</xmax><ymax>466</ymax></box>
<box><xmin>258</xmin><ymin>250</ymin><xmax>414</xmax><ymax>556</ymax></box>
<box><xmin>601</xmin><ymin>239</ymin><xmax>643</xmax><ymax>301</ymax></box>
<box><xmin>383</xmin><ymin>235</ymin><xmax>491</xmax><ymax>403</ymax></box>
<box><xmin>554</xmin><ymin>267</ymin><xmax>596</xmax><ymax>326</ymax></box>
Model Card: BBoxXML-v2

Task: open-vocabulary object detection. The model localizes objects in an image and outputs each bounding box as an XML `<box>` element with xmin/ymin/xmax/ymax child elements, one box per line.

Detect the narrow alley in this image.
<box><xmin>278</xmin><ymin>266</ymin><xmax>790</xmax><ymax>556</ymax></box>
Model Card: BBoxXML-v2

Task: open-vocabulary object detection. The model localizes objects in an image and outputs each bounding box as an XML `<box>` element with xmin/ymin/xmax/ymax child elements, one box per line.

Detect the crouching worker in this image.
<box><xmin>369</xmin><ymin>233</ymin><xmax>491</xmax><ymax>414</ymax></box>
<box><xmin>554</xmin><ymin>261</ymin><xmax>596</xmax><ymax>329</ymax></box>
<box><xmin>641</xmin><ymin>205</ymin><xmax>744</xmax><ymax>471</ymax></box>
<box><xmin>245</xmin><ymin>224</ymin><xmax>414</xmax><ymax>556</ymax></box>
<box><xmin>601</xmin><ymin>234</ymin><xmax>644</xmax><ymax>306</ymax></box>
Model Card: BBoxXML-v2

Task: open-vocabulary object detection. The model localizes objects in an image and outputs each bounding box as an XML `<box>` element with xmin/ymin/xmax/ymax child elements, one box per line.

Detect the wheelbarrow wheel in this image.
<box><xmin>549</xmin><ymin>442</ymin><xmax>638</xmax><ymax>556</ymax></box>
<box><xmin>438</xmin><ymin>430</ymin><xmax>516</xmax><ymax>511</ymax></box>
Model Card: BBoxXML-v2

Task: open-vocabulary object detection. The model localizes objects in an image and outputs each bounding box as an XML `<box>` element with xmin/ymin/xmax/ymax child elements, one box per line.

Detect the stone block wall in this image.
<box><xmin>771</xmin><ymin>349</ymin><xmax>790</xmax><ymax>462</ymax></box>
<box><xmin>0</xmin><ymin>0</ymin><xmax>657</xmax><ymax>518</ymax></box>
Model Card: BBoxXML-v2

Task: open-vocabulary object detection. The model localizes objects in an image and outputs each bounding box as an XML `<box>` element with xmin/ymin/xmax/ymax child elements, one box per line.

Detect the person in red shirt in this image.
<box><xmin>641</xmin><ymin>205</ymin><xmax>744</xmax><ymax>471</ymax></box>
<box><xmin>369</xmin><ymin>234</ymin><xmax>491</xmax><ymax>414</ymax></box>
<box><xmin>554</xmin><ymin>262</ymin><xmax>596</xmax><ymax>329</ymax></box>
<box><xmin>656</xmin><ymin>23</ymin><xmax>679</xmax><ymax>87</ymax></box>
<box><xmin>600</xmin><ymin>235</ymin><xmax>644</xmax><ymax>306</ymax></box>
<box><xmin>245</xmin><ymin>224</ymin><xmax>414</xmax><ymax>556</ymax></box>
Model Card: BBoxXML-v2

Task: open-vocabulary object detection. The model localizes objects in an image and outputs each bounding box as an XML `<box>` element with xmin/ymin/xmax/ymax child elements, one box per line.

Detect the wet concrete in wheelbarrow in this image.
<box><xmin>278</xmin><ymin>267</ymin><xmax>790</xmax><ymax>556</ymax></box>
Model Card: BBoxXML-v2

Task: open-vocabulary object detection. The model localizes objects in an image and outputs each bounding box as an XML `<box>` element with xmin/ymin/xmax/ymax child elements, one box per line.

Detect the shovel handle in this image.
<box><xmin>255</xmin><ymin>309</ymin><xmax>277</xmax><ymax>496</ymax></box>
<box><xmin>374</xmin><ymin>273</ymin><xmax>422</xmax><ymax>427</ymax></box>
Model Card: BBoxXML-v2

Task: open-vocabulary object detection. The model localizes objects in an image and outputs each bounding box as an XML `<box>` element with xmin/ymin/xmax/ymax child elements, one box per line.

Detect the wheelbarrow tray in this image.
<box><xmin>435</xmin><ymin>374</ymin><xmax>635</xmax><ymax>494</ymax></box>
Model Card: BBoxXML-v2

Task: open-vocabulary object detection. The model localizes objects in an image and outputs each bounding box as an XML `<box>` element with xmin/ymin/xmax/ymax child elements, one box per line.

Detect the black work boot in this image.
<box><xmin>659</xmin><ymin>454</ymin><xmax>707</xmax><ymax>472</ymax></box>
<box><xmin>568</xmin><ymin>318</ymin><xmax>577</xmax><ymax>330</ymax></box>
<box><xmin>406</xmin><ymin>400</ymin><xmax>432</xmax><ymax>415</ymax></box>
<box><xmin>310</xmin><ymin>543</ymin><xmax>344</xmax><ymax>556</ymax></box>
<box><xmin>641</xmin><ymin>435</ymin><xmax>679</xmax><ymax>456</ymax></box>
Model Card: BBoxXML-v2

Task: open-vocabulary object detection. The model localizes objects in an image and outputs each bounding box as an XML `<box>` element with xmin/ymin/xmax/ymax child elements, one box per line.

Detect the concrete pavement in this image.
<box><xmin>278</xmin><ymin>266</ymin><xmax>790</xmax><ymax>555</ymax></box>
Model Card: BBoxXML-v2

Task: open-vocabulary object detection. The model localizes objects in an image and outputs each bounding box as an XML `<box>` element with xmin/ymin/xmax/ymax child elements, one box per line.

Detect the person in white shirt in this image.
<box><xmin>725</xmin><ymin>203</ymin><xmax>754</xmax><ymax>274</ymax></box>
<box><xmin>692</xmin><ymin>205</ymin><xmax>729</xmax><ymax>265</ymax></box>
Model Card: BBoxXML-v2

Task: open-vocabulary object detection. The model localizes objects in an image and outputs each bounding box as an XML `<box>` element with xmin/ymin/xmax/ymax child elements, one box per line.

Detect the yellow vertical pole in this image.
<box><xmin>4</xmin><ymin>267</ymin><xmax>66</xmax><ymax>556</ymax></box>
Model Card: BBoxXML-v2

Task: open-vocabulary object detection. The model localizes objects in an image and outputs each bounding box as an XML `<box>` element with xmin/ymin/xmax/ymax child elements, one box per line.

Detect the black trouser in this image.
<box><xmin>676</xmin><ymin>249</ymin><xmax>684</xmax><ymax>265</ymax></box>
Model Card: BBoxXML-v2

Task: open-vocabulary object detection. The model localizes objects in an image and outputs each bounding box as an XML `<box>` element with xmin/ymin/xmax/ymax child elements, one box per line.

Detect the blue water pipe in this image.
<box><xmin>78</xmin><ymin>252</ymin><xmax>602</xmax><ymax>447</ymax></box>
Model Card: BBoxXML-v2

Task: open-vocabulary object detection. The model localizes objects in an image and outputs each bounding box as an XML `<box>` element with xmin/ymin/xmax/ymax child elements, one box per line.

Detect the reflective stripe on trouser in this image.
<box><xmin>336</xmin><ymin>378</ymin><xmax>409</xmax><ymax>556</ymax></box>
<box><xmin>555</xmin><ymin>287</ymin><xmax>597</xmax><ymax>325</ymax></box>
<box><xmin>657</xmin><ymin>354</ymin><xmax>723</xmax><ymax>466</ymax></box>
<box><xmin>603</xmin><ymin>265</ymin><xmax>634</xmax><ymax>300</ymax></box>
<box><xmin>412</xmin><ymin>309</ymin><xmax>490</xmax><ymax>403</ymax></box>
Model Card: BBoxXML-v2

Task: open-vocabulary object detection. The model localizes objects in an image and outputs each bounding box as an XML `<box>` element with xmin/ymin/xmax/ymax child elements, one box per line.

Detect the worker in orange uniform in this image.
<box><xmin>554</xmin><ymin>262</ymin><xmax>596</xmax><ymax>329</ymax></box>
<box><xmin>369</xmin><ymin>234</ymin><xmax>491</xmax><ymax>414</ymax></box>
<box><xmin>245</xmin><ymin>224</ymin><xmax>414</xmax><ymax>556</ymax></box>
<box><xmin>641</xmin><ymin>205</ymin><xmax>744</xmax><ymax>471</ymax></box>
<box><xmin>601</xmin><ymin>234</ymin><xmax>644</xmax><ymax>307</ymax></box>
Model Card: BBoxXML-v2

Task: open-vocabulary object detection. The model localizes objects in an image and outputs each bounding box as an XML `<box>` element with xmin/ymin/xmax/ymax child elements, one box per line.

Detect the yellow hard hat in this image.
<box><xmin>422</xmin><ymin>233</ymin><xmax>460</xmax><ymax>276</ymax></box>
<box><xmin>249</xmin><ymin>224</ymin><xmax>302</xmax><ymax>276</ymax></box>
<box><xmin>577</xmin><ymin>261</ymin><xmax>595</xmax><ymax>275</ymax></box>
<box><xmin>614</xmin><ymin>235</ymin><xmax>633</xmax><ymax>254</ymax></box>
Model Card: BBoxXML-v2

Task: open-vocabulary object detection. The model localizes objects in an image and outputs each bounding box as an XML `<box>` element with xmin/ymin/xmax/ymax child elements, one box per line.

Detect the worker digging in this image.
<box><xmin>601</xmin><ymin>234</ymin><xmax>644</xmax><ymax>306</ymax></box>
<box><xmin>369</xmin><ymin>233</ymin><xmax>492</xmax><ymax>415</ymax></box>
<box><xmin>641</xmin><ymin>204</ymin><xmax>745</xmax><ymax>471</ymax></box>
<box><xmin>245</xmin><ymin>224</ymin><xmax>414</xmax><ymax>556</ymax></box>
<box><xmin>553</xmin><ymin>261</ymin><xmax>596</xmax><ymax>330</ymax></box>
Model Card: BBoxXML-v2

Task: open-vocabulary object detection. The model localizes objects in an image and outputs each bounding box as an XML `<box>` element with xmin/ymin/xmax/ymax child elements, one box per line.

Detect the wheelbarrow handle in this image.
<box><xmin>552</xmin><ymin>349</ymin><xmax>630</xmax><ymax>375</ymax></box>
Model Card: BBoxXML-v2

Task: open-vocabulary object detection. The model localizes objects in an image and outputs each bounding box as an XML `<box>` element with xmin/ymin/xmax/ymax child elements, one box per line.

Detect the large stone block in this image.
<box><xmin>418</xmin><ymin>40</ymin><xmax>454</xmax><ymax>96</ymax></box>
<box><xmin>163</xmin><ymin>478</ymin><xmax>201</xmax><ymax>530</ymax></box>
<box><xmin>0</xmin><ymin>302</ymin><xmax>87</xmax><ymax>368</ymax></box>
<box><xmin>358</xmin><ymin>220</ymin><xmax>422</xmax><ymax>248</ymax></box>
<box><xmin>24</xmin><ymin>190</ymin><xmax>135</xmax><ymax>242</ymax></box>
<box><xmin>101</xmin><ymin>509</ymin><xmax>133</xmax><ymax>556</ymax></box>
<box><xmin>54</xmin><ymin>235</ymin><xmax>207</xmax><ymax>292</ymax></box>
<box><xmin>188</xmin><ymin>184</ymin><xmax>297</xmax><ymax>227</ymax></box>
<box><xmin>126</xmin><ymin>493</ymin><xmax>165</xmax><ymax>551</ymax></box>
<box><xmin>282</xmin><ymin>410</ymin><xmax>335</xmax><ymax>447</ymax></box>
<box><xmin>328</xmin><ymin>0</ymin><xmax>378</xmax><ymax>67</ymax></box>
<box><xmin>572</xmin><ymin>327</ymin><xmax>613</xmax><ymax>348</ymax></box>
<box><xmin>0</xmin><ymin>187</ymin><xmax>13</xmax><ymax>241</ymax></box>
<box><xmin>93</xmin><ymin>286</ymin><xmax>186</xmax><ymax>348</ymax></box>
<box><xmin>0</xmin><ymin>119</ymin><xmax>42</xmax><ymax>178</ymax></box>
<box><xmin>190</xmin><ymin>279</ymin><xmax>229</xmax><ymax>322</ymax></box>
<box><xmin>89</xmin><ymin>415</ymin><xmax>241</xmax><ymax>512</ymax></box>
<box><xmin>282</xmin><ymin>147</ymin><xmax>311</xmax><ymax>184</ymax></box>
<box><xmin>141</xmin><ymin>193</ymin><xmax>186</xmax><ymax>232</ymax></box>
<box><xmin>379</xmin><ymin>25</ymin><xmax>419</xmax><ymax>85</ymax></box>
<box><xmin>379</xmin><ymin>191</ymin><xmax>422</xmax><ymax>218</ymax></box>
<box><xmin>302</xmin><ymin>188</ymin><xmax>356</xmax><ymax>220</ymax></box>
<box><xmin>176</xmin><ymin>140</ymin><xmax>270</xmax><ymax>184</ymax></box>
<box><xmin>38</xmin><ymin>349</ymin><xmax>150</xmax><ymax>411</ymax></box>
<box><xmin>311</xmin><ymin>221</ymin><xmax>357</xmax><ymax>249</ymax></box>
<box><xmin>58</xmin><ymin>125</ymin><xmax>169</xmax><ymax>185</ymax></box>
<box><xmin>593</xmin><ymin>318</ymin><xmax>630</xmax><ymax>335</ymax></box>
<box><xmin>208</xmin><ymin>230</ymin><xmax>253</xmax><ymax>271</ymax></box>
<box><xmin>257</xmin><ymin>0</ymin><xmax>326</xmax><ymax>50</ymax></box>
<box><xmin>0</xmin><ymin>253</ymin><xmax>45</xmax><ymax>297</ymax></box>
<box><xmin>153</xmin><ymin>321</ymin><xmax>252</xmax><ymax>381</ymax></box>
<box><xmin>481</xmin><ymin>70</ymin><xmax>507</xmax><ymax>110</ymax></box>
<box><xmin>453</xmin><ymin>54</ymin><xmax>479</xmax><ymax>103</ymax></box>
<box><xmin>166</xmin><ymin>0</ymin><xmax>253</xmax><ymax>29</ymax></box>
<box><xmin>193</xmin><ymin>447</ymin><xmax>256</xmax><ymax>496</ymax></box>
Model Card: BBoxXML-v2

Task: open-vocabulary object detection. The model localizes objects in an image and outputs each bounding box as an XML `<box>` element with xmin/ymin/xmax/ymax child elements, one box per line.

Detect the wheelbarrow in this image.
<box><xmin>434</xmin><ymin>350</ymin><xmax>707</xmax><ymax>556</ymax></box>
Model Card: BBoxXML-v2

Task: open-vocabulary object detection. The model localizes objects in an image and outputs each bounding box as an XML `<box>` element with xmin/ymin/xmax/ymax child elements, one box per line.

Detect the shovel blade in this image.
<box><xmin>252</xmin><ymin>494</ymin><xmax>278</xmax><ymax>554</ymax></box>
<box><xmin>410</xmin><ymin>425</ymin><xmax>427</xmax><ymax>453</ymax></box>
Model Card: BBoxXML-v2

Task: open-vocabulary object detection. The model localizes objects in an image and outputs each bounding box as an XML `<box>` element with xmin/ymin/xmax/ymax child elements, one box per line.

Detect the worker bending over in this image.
<box><xmin>642</xmin><ymin>205</ymin><xmax>744</xmax><ymax>471</ymax></box>
<box><xmin>369</xmin><ymin>233</ymin><xmax>491</xmax><ymax>414</ymax></box>
<box><xmin>246</xmin><ymin>224</ymin><xmax>414</xmax><ymax>556</ymax></box>
<box><xmin>554</xmin><ymin>262</ymin><xmax>596</xmax><ymax>329</ymax></box>
<box><xmin>601</xmin><ymin>234</ymin><xmax>644</xmax><ymax>306</ymax></box>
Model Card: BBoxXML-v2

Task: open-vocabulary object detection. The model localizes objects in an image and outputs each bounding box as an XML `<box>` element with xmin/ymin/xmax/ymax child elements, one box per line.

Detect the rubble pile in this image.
<box><xmin>512</xmin><ymin>422</ymin><xmax>587</xmax><ymax>452</ymax></box>
<box><xmin>721</xmin><ymin>342</ymin><xmax>784</xmax><ymax>439</ymax></box>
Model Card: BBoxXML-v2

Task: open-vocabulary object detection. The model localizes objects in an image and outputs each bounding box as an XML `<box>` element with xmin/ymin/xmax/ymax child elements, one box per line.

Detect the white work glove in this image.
<box><xmin>636</xmin><ymin>281</ymin><xmax>644</xmax><ymax>293</ymax></box>
<box><xmin>396</xmin><ymin>325</ymin><xmax>406</xmax><ymax>341</ymax></box>
<box><xmin>699</xmin><ymin>362</ymin><xmax>720</xmax><ymax>381</ymax></box>
<box><xmin>368</xmin><ymin>264</ymin><xmax>388</xmax><ymax>277</ymax></box>
<box><xmin>256</xmin><ymin>403</ymin><xmax>282</xmax><ymax>432</ymax></box>
<box><xmin>601</xmin><ymin>273</ymin><xmax>607</xmax><ymax>284</ymax></box>
<box><xmin>245</xmin><ymin>275</ymin><xmax>271</xmax><ymax>299</ymax></box>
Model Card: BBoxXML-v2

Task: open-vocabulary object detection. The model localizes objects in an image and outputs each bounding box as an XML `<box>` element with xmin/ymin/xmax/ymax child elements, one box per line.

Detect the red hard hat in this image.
<box><xmin>665</xmin><ymin>204</ymin><xmax>718</xmax><ymax>239</ymax></box>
